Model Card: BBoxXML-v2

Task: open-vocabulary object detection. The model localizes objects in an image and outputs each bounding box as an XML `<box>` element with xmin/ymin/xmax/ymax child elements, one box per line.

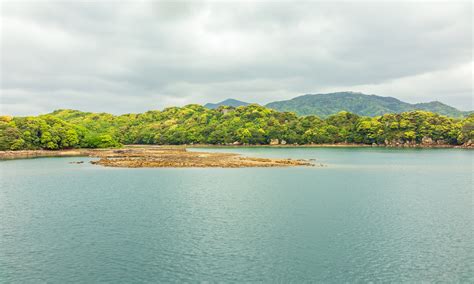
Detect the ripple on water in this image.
<box><xmin>0</xmin><ymin>149</ymin><xmax>472</xmax><ymax>282</ymax></box>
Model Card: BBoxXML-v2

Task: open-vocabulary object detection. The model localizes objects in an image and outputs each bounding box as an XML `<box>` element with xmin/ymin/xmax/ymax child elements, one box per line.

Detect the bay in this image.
<box><xmin>1</xmin><ymin>148</ymin><xmax>472</xmax><ymax>282</ymax></box>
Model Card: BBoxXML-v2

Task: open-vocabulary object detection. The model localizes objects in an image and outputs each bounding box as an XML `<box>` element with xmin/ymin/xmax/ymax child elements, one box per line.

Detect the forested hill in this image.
<box><xmin>204</xmin><ymin>99</ymin><xmax>250</xmax><ymax>109</ymax></box>
<box><xmin>1</xmin><ymin>105</ymin><xmax>473</xmax><ymax>151</ymax></box>
<box><xmin>265</xmin><ymin>92</ymin><xmax>470</xmax><ymax>118</ymax></box>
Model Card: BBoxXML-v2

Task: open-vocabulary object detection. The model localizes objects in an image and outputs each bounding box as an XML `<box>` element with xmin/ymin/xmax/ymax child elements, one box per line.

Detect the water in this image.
<box><xmin>1</xmin><ymin>148</ymin><xmax>472</xmax><ymax>282</ymax></box>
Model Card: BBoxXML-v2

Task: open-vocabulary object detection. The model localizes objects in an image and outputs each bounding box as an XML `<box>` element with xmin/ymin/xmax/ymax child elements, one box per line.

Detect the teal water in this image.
<box><xmin>0</xmin><ymin>148</ymin><xmax>473</xmax><ymax>282</ymax></box>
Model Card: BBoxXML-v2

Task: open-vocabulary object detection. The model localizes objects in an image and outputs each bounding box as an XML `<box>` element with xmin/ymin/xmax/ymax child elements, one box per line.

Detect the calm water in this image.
<box><xmin>1</xmin><ymin>148</ymin><xmax>473</xmax><ymax>282</ymax></box>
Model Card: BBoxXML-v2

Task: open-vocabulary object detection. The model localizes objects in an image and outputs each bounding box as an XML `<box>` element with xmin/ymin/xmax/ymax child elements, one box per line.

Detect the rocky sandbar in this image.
<box><xmin>0</xmin><ymin>146</ymin><xmax>315</xmax><ymax>168</ymax></box>
<box><xmin>90</xmin><ymin>147</ymin><xmax>314</xmax><ymax>168</ymax></box>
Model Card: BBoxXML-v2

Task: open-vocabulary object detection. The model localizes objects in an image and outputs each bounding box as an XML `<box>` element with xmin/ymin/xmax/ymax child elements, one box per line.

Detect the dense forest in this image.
<box><xmin>0</xmin><ymin>104</ymin><xmax>473</xmax><ymax>150</ymax></box>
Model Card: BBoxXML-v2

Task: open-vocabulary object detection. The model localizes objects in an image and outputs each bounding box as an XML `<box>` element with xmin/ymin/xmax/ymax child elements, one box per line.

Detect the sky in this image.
<box><xmin>1</xmin><ymin>0</ymin><xmax>472</xmax><ymax>115</ymax></box>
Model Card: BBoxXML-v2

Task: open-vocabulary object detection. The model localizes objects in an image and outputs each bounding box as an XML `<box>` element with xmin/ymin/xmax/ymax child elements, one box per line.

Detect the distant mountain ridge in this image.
<box><xmin>264</xmin><ymin>92</ymin><xmax>471</xmax><ymax>118</ymax></box>
<box><xmin>204</xmin><ymin>99</ymin><xmax>250</xmax><ymax>109</ymax></box>
<box><xmin>202</xmin><ymin>92</ymin><xmax>470</xmax><ymax>117</ymax></box>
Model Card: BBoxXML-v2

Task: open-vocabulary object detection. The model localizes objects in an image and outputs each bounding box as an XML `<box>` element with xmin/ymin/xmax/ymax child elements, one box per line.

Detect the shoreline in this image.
<box><xmin>0</xmin><ymin>143</ymin><xmax>472</xmax><ymax>161</ymax></box>
<box><xmin>185</xmin><ymin>143</ymin><xmax>472</xmax><ymax>149</ymax></box>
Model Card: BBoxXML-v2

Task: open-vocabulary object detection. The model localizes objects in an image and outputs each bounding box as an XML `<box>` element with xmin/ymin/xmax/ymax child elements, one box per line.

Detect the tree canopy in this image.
<box><xmin>1</xmin><ymin>105</ymin><xmax>472</xmax><ymax>150</ymax></box>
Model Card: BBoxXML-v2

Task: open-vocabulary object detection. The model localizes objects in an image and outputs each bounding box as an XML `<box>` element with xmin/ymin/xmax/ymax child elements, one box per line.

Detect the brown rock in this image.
<box><xmin>422</xmin><ymin>136</ymin><xmax>433</xmax><ymax>145</ymax></box>
<box><xmin>270</xmin><ymin>139</ymin><xmax>279</xmax><ymax>145</ymax></box>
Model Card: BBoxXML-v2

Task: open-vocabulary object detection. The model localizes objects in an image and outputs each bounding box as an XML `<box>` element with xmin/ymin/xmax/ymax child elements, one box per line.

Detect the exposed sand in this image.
<box><xmin>0</xmin><ymin>147</ymin><xmax>315</xmax><ymax>168</ymax></box>
<box><xmin>90</xmin><ymin>147</ymin><xmax>314</xmax><ymax>168</ymax></box>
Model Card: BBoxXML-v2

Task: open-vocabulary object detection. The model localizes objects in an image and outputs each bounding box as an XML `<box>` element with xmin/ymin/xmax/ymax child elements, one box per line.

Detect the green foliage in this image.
<box><xmin>0</xmin><ymin>116</ymin><xmax>21</xmax><ymax>150</ymax></box>
<box><xmin>204</xmin><ymin>99</ymin><xmax>250</xmax><ymax>109</ymax></box>
<box><xmin>84</xmin><ymin>134</ymin><xmax>121</xmax><ymax>148</ymax></box>
<box><xmin>459</xmin><ymin>114</ymin><xmax>474</xmax><ymax>142</ymax></box>
<box><xmin>0</xmin><ymin>106</ymin><xmax>470</xmax><ymax>150</ymax></box>
<box><xmin>0</xmin><ymin>114</ymin><xmax>121</xmax><ymax>150</ymax></box>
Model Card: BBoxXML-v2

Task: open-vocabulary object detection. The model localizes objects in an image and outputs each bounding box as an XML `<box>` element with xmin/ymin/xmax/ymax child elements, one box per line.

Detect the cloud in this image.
<box><xmin>322</xmin><ymin>61</ymin><xmax>473</xmax><ymax>110</ymax></box>
<box><xmin>1</xmin><ymin>0</ymin><xmax>472</xmax><ymax>115</ymax></box>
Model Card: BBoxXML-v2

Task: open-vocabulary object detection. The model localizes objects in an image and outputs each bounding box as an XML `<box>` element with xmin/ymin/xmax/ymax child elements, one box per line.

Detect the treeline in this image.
<box><xmin>1</xmin><ymin>104</ymin><xmax>473</xmax><ymax>150</ymax></box>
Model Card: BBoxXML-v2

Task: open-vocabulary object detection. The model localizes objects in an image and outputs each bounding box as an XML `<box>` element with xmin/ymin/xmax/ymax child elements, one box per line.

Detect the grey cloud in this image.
<box><xmin>1</xmin><ymin>1</ymin><xmax>472</xmax><ymax>115</ymax></box>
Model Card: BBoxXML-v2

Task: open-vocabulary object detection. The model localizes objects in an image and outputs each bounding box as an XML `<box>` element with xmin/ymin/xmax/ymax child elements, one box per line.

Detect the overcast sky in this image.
<box><xmin>1</xmin><ymin>0</ymin><xmax>472</xmax><ymax>115</ymax></box>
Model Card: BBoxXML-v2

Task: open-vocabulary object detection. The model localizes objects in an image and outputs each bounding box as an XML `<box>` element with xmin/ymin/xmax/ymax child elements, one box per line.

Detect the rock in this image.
<box><xmin>281</xmin><ymin>140</ymin><xmax>287</xmax><ymax>145</ymax></box>
<box><xmin>233</xmin><ymin>141</ymin><xmax>242</xmax><ymax>145</ymax></box>
<box><xmin>89</xmin><ymin>147</ymin><xmax>314</xmax><ymax>168</ymax></box>
<box><xmin>421</xmin><ymin>136</ymin><xmax>433</xmax><ymax>145</ymax></box>
<box><xmin>270</xmin><ymin>139</ymin><xmax>279</xmax><ymax>145</ymax></box>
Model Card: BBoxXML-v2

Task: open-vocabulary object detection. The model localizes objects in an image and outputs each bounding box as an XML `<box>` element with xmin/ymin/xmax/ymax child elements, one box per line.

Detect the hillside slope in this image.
<box><xmin>204</xmin><ymin>99</ymin><xmax>250</xmax><ymax>109</ymax></box>
<box><xmin>265</xmin><ymin>92</ymin><xmax>469</xmax><ymax>118</ymax></box>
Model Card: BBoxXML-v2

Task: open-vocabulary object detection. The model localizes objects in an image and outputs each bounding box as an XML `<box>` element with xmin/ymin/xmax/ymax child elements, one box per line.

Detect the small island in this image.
<box><xmin>90</xmin><ymin>147</ymin><xmax>315</xmax><ymax>168</ymax></box>
<box><xmin>0</xmin><ymin>146</ymin><xmax>315</xmax><ymax>168</ymax></box>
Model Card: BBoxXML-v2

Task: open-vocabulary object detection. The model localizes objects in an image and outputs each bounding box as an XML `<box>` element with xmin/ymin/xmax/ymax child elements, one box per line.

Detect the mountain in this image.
<box><xmin>204</xmin><ymin>98</ymin><xmax>251</xmax><ymax>109</ymax></box>
<box><xmin>265</xmin><ymin>92</ymin><xmax>470</xmax><ymax>118</ymax></box>
<box><xmin>411</xmin><ymin>101</ymin><xmax>471</xmax><ymax>117</ymax></box>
